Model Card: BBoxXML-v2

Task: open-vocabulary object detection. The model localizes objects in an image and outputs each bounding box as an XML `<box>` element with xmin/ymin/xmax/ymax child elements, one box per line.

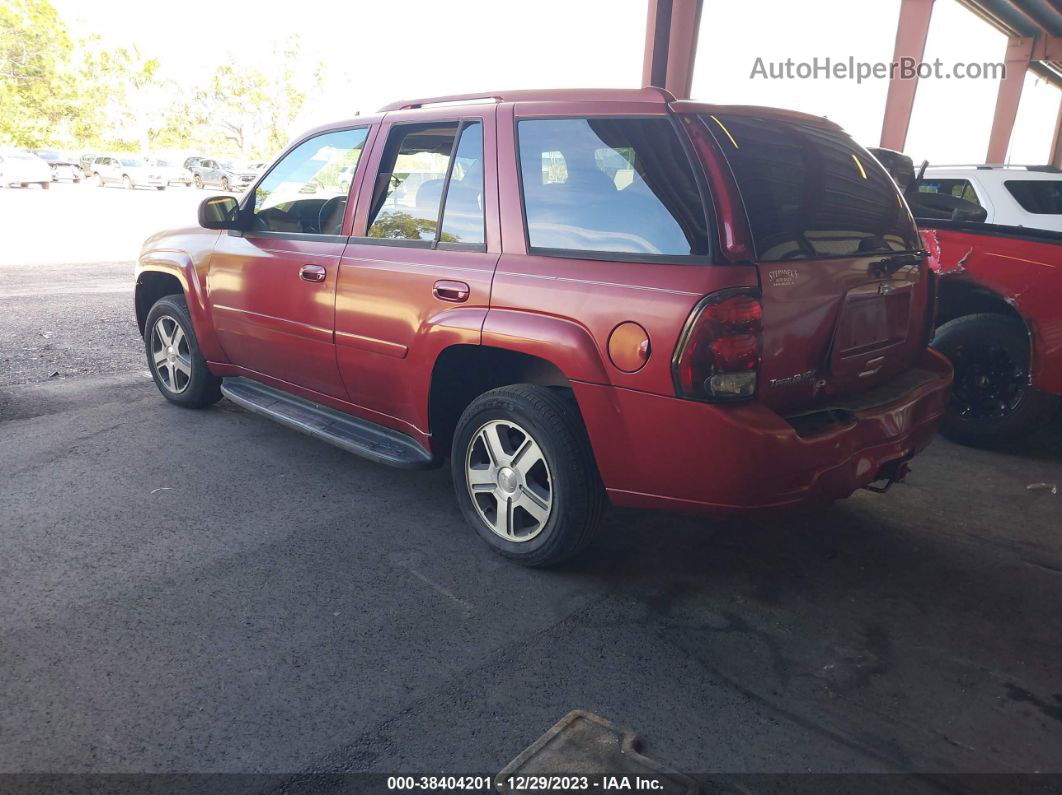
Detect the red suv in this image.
<box><xmin>135</xmin><ymin>88</ymin><xmax>952</xmax><ymax>566</ymax></box>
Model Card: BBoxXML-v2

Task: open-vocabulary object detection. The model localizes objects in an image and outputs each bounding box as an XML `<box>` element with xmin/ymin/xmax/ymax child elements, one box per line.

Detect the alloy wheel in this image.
<box><xmin>950</xmin><ymin>343</ymin><xmax>1027</xmax><ymax>420</ymax></box>
<box><xmin>150</xmin><ymin>315</ymin><xmax>192</xmax><ymax>394</ymax></box>
<box><xmin>465</xmin><ymin>419</ymin><xmax>553</xmax><ymax>542</ymax></box>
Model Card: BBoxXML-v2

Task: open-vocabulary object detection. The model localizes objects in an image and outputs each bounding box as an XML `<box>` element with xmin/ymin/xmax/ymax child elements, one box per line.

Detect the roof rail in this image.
<box><xmin>378</xmin><ymin>87</ymin><xmax>676</xmax><ymax>112</ymax></box>
<box><xmin>926</xmin><ymin>163</ymin><xmax>1061</xmax><ymax>171</ymax></box>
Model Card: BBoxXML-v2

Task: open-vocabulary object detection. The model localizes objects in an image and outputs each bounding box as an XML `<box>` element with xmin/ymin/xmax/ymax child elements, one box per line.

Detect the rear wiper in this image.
<box><xmin>869</xmin><ymin>250</ymin><xmax>927</xmax><ymax>278</ymax></box>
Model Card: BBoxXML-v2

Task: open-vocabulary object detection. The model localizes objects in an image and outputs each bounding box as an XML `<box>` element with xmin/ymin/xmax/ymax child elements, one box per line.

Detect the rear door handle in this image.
<box><xmin>299</xmin><ymin>264</ymin><xmax>327</xmax><ymax>283</ymax></box>
<box><xmin>433</xmin><ymin>280</ymin><xmax>470</xmax><ymax>303</ymax></box>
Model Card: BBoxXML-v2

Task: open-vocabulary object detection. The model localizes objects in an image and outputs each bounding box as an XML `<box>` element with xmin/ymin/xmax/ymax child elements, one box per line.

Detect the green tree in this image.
<box><xmin>197</xmin><ymin>36</ymin><xmax>322</xmax><ymax>158</ymax></box>
<box><xmin>0</xmin><ymin>0</ymin><xmax>79</xmax><ymax>146</ymax></box>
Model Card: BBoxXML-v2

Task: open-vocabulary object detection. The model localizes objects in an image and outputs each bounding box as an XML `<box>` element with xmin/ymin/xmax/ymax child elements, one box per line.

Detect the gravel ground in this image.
<box><xmin>0</xmin><ymin>262</ymin><xmax>144</xmax><ymax>389</ymax></box>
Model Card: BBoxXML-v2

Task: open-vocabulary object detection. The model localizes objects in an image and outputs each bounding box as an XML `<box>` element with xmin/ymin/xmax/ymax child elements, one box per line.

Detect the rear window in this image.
<box><xmin>517</xmin><ymin>117</ymin><xmax>709</xmax><ymax>258</ymax></box>
<box><xmin>703</xmin><ymin>114</ymin><xmax>919</xmax><ymax>261</ymax></box>
<box><xmin>1004</xmin><ymin>180</ymin><xmax>1062</xmax><ymax>215</ymax></box>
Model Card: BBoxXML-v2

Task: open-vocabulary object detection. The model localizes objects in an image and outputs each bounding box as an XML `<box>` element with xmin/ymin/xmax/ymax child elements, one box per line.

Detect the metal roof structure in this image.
<box><xmin>641</xmin><ymin>0</ymin><xmax>1062</xmax><ymax>166</ymax></box>
<box><xmin>956</xmin><ymin>0</ymin><xmax>1062</xmax><ymax>85</ymax></box>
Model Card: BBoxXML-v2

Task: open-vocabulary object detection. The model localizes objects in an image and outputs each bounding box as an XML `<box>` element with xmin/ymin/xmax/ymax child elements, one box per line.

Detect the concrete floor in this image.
<box><xmin>0</xmin><ymin>186</ymin><xmax>1060</xmax><ymax>788</ymax></box>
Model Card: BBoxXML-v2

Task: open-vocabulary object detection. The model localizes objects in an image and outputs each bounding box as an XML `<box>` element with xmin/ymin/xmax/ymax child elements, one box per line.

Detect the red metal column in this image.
<box><xmin>986</xmin><ymin>36</ymin><xmax>1034</xmax><ymax>163</ymax></box>
<box><xmin>880</xmin><ymin>0</ymin><xmax>936</xmax><ymax>152</ymax></box>
<box><xmin>642</xmin><ymin>0</ymin><xmax>703</xmax><ymax>99</ymax></box>
<box><xmin>642</xmin><ymin>0</ymin><xmax>671</xmax><ymax>89</ymax></box>
<box><xmin>1048</xmin><ymin>93</ymin><xmax>1062</xmax><ymax>168</ymax></box>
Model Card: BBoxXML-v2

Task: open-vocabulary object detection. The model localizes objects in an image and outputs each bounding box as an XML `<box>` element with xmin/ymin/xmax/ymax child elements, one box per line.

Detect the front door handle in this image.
<box><xmin>299</xmin><ymin>264</ymin><xmax>326</xmax><ymax>283</ymax></box>
<box><xmin>433</xmin><ymin>280</ymin><xmax>470</xmax><ymax>303</ymax></box>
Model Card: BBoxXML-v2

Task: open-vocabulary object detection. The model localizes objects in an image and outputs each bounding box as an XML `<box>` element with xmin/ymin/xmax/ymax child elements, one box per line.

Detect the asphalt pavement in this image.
<box><xmin>1</xmin><ymin>184</ymin><xmax>1060</xmax><ymax>787</ymax></box>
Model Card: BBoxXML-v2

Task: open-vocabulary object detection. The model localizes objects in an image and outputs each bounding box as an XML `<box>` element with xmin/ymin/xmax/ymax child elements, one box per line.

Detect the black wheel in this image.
<box><xmin>156</xmin><ymin>185</ymin><xmax>166</xmax><ymax>191</ymax></box>
<box><xmin>123</xmin><ymin>175</ymin><xmax>134</xmax><ymax>190</ymax></box>
<box><xmin>451</xmin><ymin>385</ymin><xmax>606</xmax><ymax>567</ymax></box>
<box><xmin>144</xmin><ymin>294</ymin><xmax>222</xmax><ymax>409</ymax></box>
<box><xmin>95</xmin><ymin>173</ymin><xmax>104</xmax><ymax>187</ymax></box>
<box><xmin>40</xmin><ymin>182</ymin><xmax>49</xmax><ymax>190</ymax></box>
<box><xmin>931</xmin><ymin>313</ymin><xmax>1058</xmax><ymax>447</ymax></box>
<box><xmin>221</xmin><ymin>176</ymin><xmax>231</xmax><ymax>192</ymax></box>
<box><xmin>193</xmin><ymin>174</ymin><xmax>203</xmax><ymax>189</ymax></box>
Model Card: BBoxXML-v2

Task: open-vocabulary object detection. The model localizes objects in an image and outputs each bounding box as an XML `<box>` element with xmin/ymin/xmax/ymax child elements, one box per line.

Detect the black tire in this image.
<box><xmin>193</xmin><ymin>174</ymin><xmax>203</xmax><ymax>189</ymax></box>
<box><xmin>931</xmin><ymin>313</ymin><xmax>1058</xmax><ymax>447</ymax></box>
<box><xmin>143</xmin><ymin>294</ymin><xmax>222</xmax><ymax>409</ymax></box>
<box><xmin>451</xmin><ymin>385</ymin><xmax>606</xmax><ymax>567</ymax></box>
<box><xmin>123</xmin><ymin>175</ymin><xmax>134</xmax><ymax>190</ymax></box>
<box><xmin>40</xmin><ymin>182</ymin><xmax>49</xmax><ymax>190</ymax></box>
<box><xmin>95</xmin><ymin>173</ymin><xmax>104</xmax><ymax>187</ymax></box>
<box><xmin>221</xmin><ymin>176</ymin><xmax>231</xmax><ymax>192</ymax></box>
<box><xmin>156</xmin><ymin>185</ymin><xmax>166</xmax><ymax>191</ymax></box>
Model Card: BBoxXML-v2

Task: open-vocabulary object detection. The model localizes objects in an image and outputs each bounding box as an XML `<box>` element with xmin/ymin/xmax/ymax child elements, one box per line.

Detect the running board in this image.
<box><xmin>220</xmin><ymin>377</ymin><xmax>437</xmax><ymax>469</ymax></box>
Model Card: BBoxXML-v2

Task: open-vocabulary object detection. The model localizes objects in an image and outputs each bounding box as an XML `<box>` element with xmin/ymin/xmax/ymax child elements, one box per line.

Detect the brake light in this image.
<box><xmin>674</xmin><ymin>290</ymin><xmax>763</xmax><ymax>401</ymax></box>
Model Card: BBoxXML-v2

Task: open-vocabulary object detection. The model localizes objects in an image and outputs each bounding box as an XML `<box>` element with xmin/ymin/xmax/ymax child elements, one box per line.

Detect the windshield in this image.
<box><xmin>36</xmin><ymin>150</ymin><xmax>59</xmax><ymax>160</ymax></box>
<box><xmin>154</xmin><ymin>159</ymin><xmax>175</xmax><ymax>167</ymax></box>
<box><xmin>120</xmin><ymin>157</ymin><xmax>145</xmax><ymax>167</ymax></box>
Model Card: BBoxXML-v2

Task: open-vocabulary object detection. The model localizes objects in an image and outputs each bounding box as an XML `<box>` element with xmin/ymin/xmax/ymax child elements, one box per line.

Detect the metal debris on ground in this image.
<box><xmin>496</xmin><ymin>710</ymin><xmax>699</xmax><ymax>794</ymax></box>
<box><xmin>1026</xmin><ymin>483</ymin><xmax>1058</xmax><ymax>494</ymax></box>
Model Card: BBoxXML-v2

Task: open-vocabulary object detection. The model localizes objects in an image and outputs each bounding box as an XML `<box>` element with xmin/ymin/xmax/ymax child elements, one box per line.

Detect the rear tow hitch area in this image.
<box><xmin>863</xmin><ymin>459</ymin><xmax>912</xmax><ymax>494</ymax></box>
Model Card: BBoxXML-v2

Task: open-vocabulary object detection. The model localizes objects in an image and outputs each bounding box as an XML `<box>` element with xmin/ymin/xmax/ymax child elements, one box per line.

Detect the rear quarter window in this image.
<box><xmin>703</xmin><ymin>114</ymin><xmax>919</xmax><ymax>261</ymax></box>
<box><xmin>1004</xmin><ymin>180</ymin><xmax>1062</xmax><ymax>215</ymax></box>
<box><xmin>516</xmin><ymin>117</ymin><xmax>710</xmax><ymax>259</ymax></box>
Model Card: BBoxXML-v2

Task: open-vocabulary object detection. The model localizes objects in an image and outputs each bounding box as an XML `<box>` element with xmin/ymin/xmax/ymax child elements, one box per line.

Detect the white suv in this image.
<box><xmin>916</xmin><ymin>165</ymin><xmax>1062</xmax><ymax>233</ymax></box>
<box><xmin>92</xmin><ymin>155</ymin><xmax>167</xmax><ymax>190</ymax></box>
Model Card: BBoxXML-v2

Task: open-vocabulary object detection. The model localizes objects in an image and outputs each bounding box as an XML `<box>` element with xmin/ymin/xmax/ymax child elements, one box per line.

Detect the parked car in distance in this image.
<box><xmin>32</xmin><ymin>149</ymin><xmax>81</xmax><ymax>182</ymax></box>
<box><xmin>915</xmin><ymin>164</ymin><xmax>1062</xmax><ymax>233</ymax></box>
<box><xmin>0</xmin><ymin>151</ymin><xmax>53</xmax><ymax>188</ymax></box>
<box><xmin>871</xmin><ymin>148</ymin><xmax>1061</xmax><ymax>446</ymax></box>
<box><xmin>190</xmin><ymin>158</ymin><xmax>260</xmax><ymax>192</ymax></box>
<box><xmin>92</xmin><ymin>155</ymin><xmax>167</xmax><ymax>190</ymax></box>
<box><xmin>79</xmin><ymin>152</ymin><xmax>97</xmax><ymax>178</ymax></box>
<box><xmin>150</xmin><ymin>157</ymin><xmax>193</xmax><ymax>186</ymax></box>
<box><xmin>135</xmin><ymin>88</ymin><xmax>952</xmax><ymax>566</ymax></box>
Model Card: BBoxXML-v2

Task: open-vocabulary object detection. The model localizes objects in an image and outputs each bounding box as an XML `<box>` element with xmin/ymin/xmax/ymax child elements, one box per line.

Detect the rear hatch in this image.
<box><xmin>686</xmin><ymin>110</ymin><xmax>930</xmax><ymax>416</ymax></box>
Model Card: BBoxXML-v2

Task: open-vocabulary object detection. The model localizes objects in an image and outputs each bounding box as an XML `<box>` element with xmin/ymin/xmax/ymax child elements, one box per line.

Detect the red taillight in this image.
<box><xmin>674</xmin><ymin>290</ymin><xmax>763</xmax><ymax>401</ymax></box>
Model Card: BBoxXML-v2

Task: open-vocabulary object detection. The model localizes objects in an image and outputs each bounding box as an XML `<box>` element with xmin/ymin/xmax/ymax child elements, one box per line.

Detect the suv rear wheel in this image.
<box><xmin>144</xmin><ymin>294</ymin><xmax>222</xmax><ymax>409</ymax></box>
<box><xmin>451</xmin><ymin>385</ymin><xmax>606</xmax><ymax>567</ymax></box>
<box><xmin>932</xmin><ymin>313</ymin><xmax>1057</xmax><ymax>446</ymax></box>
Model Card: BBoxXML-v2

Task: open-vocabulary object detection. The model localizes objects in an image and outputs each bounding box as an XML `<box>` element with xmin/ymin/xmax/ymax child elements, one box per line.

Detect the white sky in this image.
<box><xmin>54</xmin><ymin>0</ymin><xmax>1060</xmax><ymax>164</ymax></box>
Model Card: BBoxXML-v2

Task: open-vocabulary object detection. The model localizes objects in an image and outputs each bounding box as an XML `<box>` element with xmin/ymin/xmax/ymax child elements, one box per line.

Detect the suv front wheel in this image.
<box><xmin>144</xmin><ymin>294</ymin><xmax>222</xmax><ymax>409</ymax></box>
<box><xmin>451</xmin><ymin>385</ymin><xmax>606</xmax><ymax>567</ymax></box>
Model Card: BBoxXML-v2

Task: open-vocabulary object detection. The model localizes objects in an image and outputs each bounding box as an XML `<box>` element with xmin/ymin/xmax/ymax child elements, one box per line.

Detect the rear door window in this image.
<box><xmin>1004</xmin><ymin>180</ymin><xmax>1062</xmax><ymax>215</ymax></box>
<box><xmin>516</xmin><ymin>117</ymin><xmax>709</xmax><ymax>258</ymax></box>
<box><xmin>703</xmin><ymin>114</ymin><xmax>919</xmax><ymax>261</ymax></box>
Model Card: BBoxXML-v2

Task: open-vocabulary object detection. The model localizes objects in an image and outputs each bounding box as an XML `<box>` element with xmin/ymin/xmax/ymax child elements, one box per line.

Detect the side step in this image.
<box><xmin>220</xmin><ymin>377</ymin><xmax>438</xmax><ymax>469</ymax></box>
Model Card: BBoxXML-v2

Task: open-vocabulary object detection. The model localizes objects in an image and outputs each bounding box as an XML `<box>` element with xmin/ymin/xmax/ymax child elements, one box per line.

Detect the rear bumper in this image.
<box><xmin>575</xmin><ymin>348</ymin><xmax>953</xmax><ymax>514</ymax></box>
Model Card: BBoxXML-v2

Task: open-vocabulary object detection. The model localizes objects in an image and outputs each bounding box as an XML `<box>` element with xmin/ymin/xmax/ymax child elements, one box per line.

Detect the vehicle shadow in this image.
<box><xmin>561</xmin><ymin>489</ymin><xmax>1062</xmax><ymax>771</ymax></box>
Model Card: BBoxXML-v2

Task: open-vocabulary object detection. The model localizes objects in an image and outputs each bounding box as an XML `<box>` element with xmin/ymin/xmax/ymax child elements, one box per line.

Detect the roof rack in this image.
<box><xmin>926</xmin><ymin>164</ymin><xmax>1061</xmax><ymax>172</ymax></box>
<box><xmin>378</xmin><ymin>87</ymin><xmax>675</xmax><ymax>113</ymax></box>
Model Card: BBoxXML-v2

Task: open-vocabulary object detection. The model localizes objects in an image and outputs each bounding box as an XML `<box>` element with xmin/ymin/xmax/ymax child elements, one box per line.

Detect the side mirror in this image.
<box><xmin>198</xmin><ymin>195</ymin><xmax>241</xmax><ymax>230</ymax></box>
